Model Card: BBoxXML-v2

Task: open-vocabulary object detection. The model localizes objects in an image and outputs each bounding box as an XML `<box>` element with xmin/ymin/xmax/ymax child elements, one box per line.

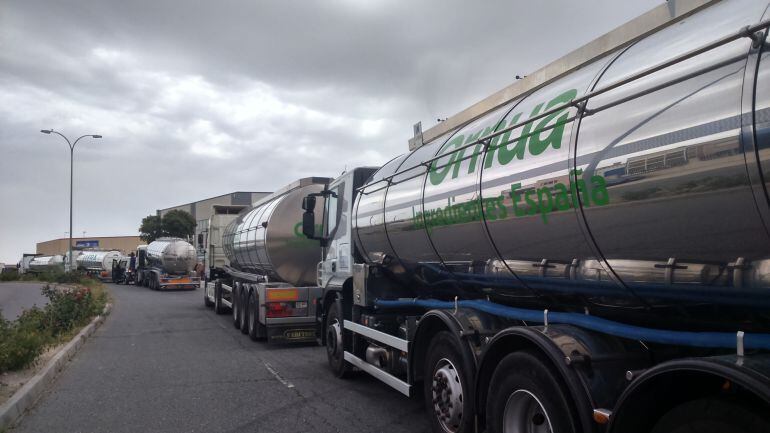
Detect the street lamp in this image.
<box><xmin>40</xmin><ymin>129</ymin><xmax>102</xmax><ymax>272</ymax></box>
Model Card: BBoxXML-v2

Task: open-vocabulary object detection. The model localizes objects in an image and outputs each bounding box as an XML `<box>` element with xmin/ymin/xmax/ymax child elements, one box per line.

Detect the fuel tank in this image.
<box><xmin>353</xmin><ymin>0</ymin><xmax>770</xmax><ymax>330</ymax></box>
<box><xmin>28</xmin><ymin>255</ymin><xmax>64</xmax><ymax>273</ymax></box>
<box><xmin>75</xmin><ymin>250</ymin><xmax>122</xmax><ymax>272</ymax></box>
<box><xmin>145</xmin><ymin>238</ymin><xmax>197</xmax><ymax>275</ymax></box>
<box><xmin>223</xmin><ymin>177</ymin><xmax>331</xmax><ymax>286</ymax></box>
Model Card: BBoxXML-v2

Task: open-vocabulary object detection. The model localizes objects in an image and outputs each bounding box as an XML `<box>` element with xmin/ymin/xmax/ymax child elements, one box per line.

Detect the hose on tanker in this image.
<box><xmin>374</xmin><ymin>298</ymin><xmax>770</xmax><ymax>351</ymax></box>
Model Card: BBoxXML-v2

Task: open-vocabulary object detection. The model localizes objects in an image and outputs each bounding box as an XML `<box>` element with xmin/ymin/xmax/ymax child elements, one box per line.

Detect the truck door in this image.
<box><xmin>320</xmin><ymin>180</ymin><xmax>346</xmax><ymax>287</ymax></box>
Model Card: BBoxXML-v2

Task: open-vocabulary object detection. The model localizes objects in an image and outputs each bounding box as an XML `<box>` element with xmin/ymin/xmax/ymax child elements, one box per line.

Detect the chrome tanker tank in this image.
<box><xmin>76</xmin><ymin>250</ymin><xmax>122</xmax><ymax>272</ymax></box>
<box><xmin>354</xmin><ymin>0</ymin><xmax>770</xmax><ymax>329</ymax></box>
<box><xmin>145</xmin><ymin>238</ymin><xmax>197</xmax><ymax>275</ymax></box>
<box><xmin>222</xmin><ymin>177</ymin><xmax>330</xmax><ymax>286</ymax></box>
<box><xmin>28</xmin><ymin>255</ymin><xmax>64</xmax><ymax>273</ymax></box>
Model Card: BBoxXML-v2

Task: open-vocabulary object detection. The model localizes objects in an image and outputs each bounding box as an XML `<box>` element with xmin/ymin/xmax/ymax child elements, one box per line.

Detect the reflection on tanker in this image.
<box><xmin>400</xmin><ymin>137</ymin><xmax>770</xmax><ymax>300</ymax></box>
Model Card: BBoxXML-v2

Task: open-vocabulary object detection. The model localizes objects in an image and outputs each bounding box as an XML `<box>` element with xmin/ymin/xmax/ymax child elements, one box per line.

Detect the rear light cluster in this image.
<box><xmin>265</xmin><ymin>288</ymin><xmax>307</xmax><ymax>318</ymax></box>
<box><xmin>266</xmin><ymin>301</ymin><xmax>307</xmax><ymax>318</ymax></box>
<box><xmin>266</xmin><ymin>301</ymin><xmax>307</xmax><ymax>317</ymax></box>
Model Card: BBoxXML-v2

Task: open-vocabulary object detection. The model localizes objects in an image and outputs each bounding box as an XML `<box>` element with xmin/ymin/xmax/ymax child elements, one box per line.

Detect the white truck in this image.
<box><xmin>296</xmin><ymin>1</ymin><xmax>770</xmax><ymax>432</ymax></box>
<box><xmin>200</xmin><ymin>205</ymin><xmax>247</xmax><ymax>306</ymax></box>
<box><xmin>75</xmin><ymin>250</ymin><xmax>122</xmax><ymax>281</ymax></box>
<box><xmin>204</xmin><ymin>177</ymin><xmax>333</xmax><ymax>343</ymax></box>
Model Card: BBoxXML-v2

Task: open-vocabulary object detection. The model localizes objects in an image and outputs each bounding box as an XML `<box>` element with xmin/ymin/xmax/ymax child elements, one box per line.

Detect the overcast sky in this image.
<box><xmin>0</xmin><ymin>0</ymin><xmax>661</xmax><ymax>263</ymax></box>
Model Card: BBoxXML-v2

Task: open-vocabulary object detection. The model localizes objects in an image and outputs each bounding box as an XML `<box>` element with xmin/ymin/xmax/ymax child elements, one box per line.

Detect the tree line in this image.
<box><xmin>139</xmin><ymin>210</ymin><xmax>196</xmax><ymax>243</ymax></box>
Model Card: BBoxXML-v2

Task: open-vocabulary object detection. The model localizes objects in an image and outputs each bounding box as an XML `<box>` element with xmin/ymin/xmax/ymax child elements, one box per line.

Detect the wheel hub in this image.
<box><xmin>502</xmin><ymin>389</ymin><xmax>553</xmax><ymax>433</ymax></box>
<box><xmin>432</xmin><ymin>358</ymin><xmax>463</xmax><ymax>433</ymax></box>
<box><xmin>327</xmin><ymin>320</ymin><xmax>342</xmax><ymax>358</ymax></box>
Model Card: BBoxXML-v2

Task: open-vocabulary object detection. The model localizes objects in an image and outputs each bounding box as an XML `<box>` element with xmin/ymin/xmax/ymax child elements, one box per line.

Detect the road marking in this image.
<box><xmin>264</xmin><ymin>362</ymin><xmax>295</xmax><ymax>389</ymax></box>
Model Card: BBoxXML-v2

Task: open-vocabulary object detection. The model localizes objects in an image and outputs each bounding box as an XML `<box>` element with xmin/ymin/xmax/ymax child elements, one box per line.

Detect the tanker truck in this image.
<box><xmin>298</xmin><ymin>1</ymin><xmax>770</xmax><ymax>432</ymax></box>
<box><xmin>136</xmin><ymin>238</ymin><xmax>199</xmax><ymax>290</ymax></box>
<box><xmin>27</xmin><ymin>255</ymin><xmax>64</xmax><ymax>274</ymax></box>
<box><xmin>199</xmin><ymin>204</ymin><xmax>247</xmax><ymax>306</ymax></box>
<box><xmin>205</xmin><ymin>177</ymin><xmax>333</xmax><ymax>343</ymax></box>
<box><xmin>75</xmin><ymin>250</ymin><xmax>122</xmax><ymax>281</ymax></box>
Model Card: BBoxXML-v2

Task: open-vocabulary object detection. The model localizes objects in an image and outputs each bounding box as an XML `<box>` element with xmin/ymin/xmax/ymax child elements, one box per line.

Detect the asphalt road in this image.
<box><xmin>0</xmin><ymin>282</ymin><xmax>48</xmax><ymax>320</ymax></box>
<box><xmin>11</xmin><ymin>283</ymin><xmax>429</xmax><ymax>433</ymax></box>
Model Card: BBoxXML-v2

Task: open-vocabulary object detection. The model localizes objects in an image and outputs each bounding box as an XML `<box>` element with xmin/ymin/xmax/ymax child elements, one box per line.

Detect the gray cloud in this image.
<box><xmin>0</xmin><ymin>0</ymin><xmax>661</xmax><ymax>262</ymax></box>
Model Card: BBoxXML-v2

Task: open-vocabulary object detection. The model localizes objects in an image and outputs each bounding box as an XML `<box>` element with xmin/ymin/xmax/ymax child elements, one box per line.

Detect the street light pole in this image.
<box><xmin>40</xmin><ymin>129</ymin><xmax>102</xmax><ymax>272</ymax></box>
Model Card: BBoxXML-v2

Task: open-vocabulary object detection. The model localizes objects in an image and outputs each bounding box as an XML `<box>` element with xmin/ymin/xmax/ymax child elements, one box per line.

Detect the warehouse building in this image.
<box><xmin>36</xmin><ymin>192</ymin><xmax>270</xmax><ymax>257</ymax></box>
<box><xmin>158</xmin><ymin>191</ymin><xmax>271</xmax><ymax>260</ymax></box>
<box><xmin>156</xmin><ymin>191</ymin><xmax>270</xmax><ymax>226</ymax></box>
<box><xmin>37</xmin><ymin>236</ymin><xmax>142</xmax><ymax>255</ymax></box>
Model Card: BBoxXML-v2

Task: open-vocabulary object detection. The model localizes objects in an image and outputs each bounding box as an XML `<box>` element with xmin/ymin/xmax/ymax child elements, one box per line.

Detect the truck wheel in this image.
<box><xmin>204</xmin><ymin>282</ymin><xmax>214</xmax><ymax>308</ymax></box>
<box><xmin>232</xmin><ymin>285</ymin><xmax>241</xmax><ymax>329</ymax></box>
<box><xmin>214</xmin><ymin>283</ymin><xmax>227</xmax><ymax>315</ymax></box>
<box><xmin>247</xmin><ymin>290</ymin><xmax>261</xmax><ymax>341</ymax></box>
<box><xmin>486</xmin><ymin>350</ymin><xmax>577</xmax><ymax>433</ymax></box>
<box><xmin>424</xmin><ymin>331</ymin><xmax>474</xmax><ymax>433</ymax></box>
<box><xmin>651</xmin><ymin>398</ymin><xmax>770</xmax><ymax>433</ymax></box>
<box><xmin>326</xmin><ymin>301</ymin><xmax>350</xmax><ymax>378</ymax></box>
<box><xmin>239</xmin><ymin>288</ymin><xmax>249</xmax><ymax>334</ymax></box>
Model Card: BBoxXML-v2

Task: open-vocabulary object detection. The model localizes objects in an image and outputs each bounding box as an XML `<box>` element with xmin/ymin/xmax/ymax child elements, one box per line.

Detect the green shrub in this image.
<box><xmin>41</xmin><ymin>285</ymin><xmax>101</xmax><ymax>336</ymax></box>
<box><xmin>0</xmin><ymin>282</ymin><xmax>107</xmax><ymax>373</ymax></box>
<box><xmin>0</xmin><ymin>308</ymin><xmax>48</xmax><ymax>372</ymax></box>
<box><xmin>0</xmin><ymin>272</ymin><xmax>20</xmax><ymax>282</ymax></box>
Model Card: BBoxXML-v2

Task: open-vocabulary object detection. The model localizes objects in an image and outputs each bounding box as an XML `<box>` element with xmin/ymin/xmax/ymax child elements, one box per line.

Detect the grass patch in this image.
<box><xmin>0</xmin><ymin>272</ymin><xmax>108</xmax><ymax>373</ymax></box>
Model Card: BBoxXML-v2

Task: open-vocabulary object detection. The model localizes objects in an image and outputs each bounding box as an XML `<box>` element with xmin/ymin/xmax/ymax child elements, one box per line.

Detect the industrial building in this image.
<box><xmin>35</xmin><ymin>192</ymin><xmax>269</xmax><ymax>257</ymax></box>
<box><xmin>157</xmin><ymin>191</ymin><xmax>270</xmax><ymax>228</ymax></box>
<box><xmin>36</xmin><ymin>236</ymin><xmax>142</xmax><ymax>255</ymax></box>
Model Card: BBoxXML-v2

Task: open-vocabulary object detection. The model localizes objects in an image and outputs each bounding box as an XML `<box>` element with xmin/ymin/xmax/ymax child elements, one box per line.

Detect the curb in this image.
<box><xmin>0</xmin><ymin>302</ymin><xmax>113</xmax><ymax>430</ymax></box>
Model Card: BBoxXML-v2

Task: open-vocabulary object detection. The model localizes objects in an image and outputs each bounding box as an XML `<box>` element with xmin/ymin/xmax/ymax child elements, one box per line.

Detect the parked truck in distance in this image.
<box><xmin>27</xmin><ymin>255</ymin><xmax>64</xmax><ymax>274</ymax></box>
<box><xmin>204</xmin><ymin>177</ymin><xmax>332</xmax><ymax>343</ymax></box>
<box><xmin>18</xmin><ymin>253</ymin><xmax>41</xmax><ymax>275</ymax></box>
<box><xmin>136</xmin><ymin>238</ymin><xmax>199</xmax><ymax>290</ymax></box>
<box><xmin>294</xmin><ymin>1</ymin><xmax>770</xmax><ymax>432</ymax></box>
<box><xmin>75</xmin><ymin>250</ymin><xmax>122</xmax><ymax>282</ymax></box>
<box><xmin>198</xmin><ymin>204</ymin><xmax>246</xmax><ymax>306</ymax></box>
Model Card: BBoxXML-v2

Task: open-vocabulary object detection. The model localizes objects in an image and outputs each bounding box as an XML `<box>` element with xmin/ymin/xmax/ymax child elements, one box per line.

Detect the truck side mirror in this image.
<box><xmin>302</xmin><ymin>195</ymin><xmax>316</xmax><ymax>211</ymax></box>
<box><xmin>302</xmin><ymin>211</ymin><xmax>316</xmax><ymax>239</ymax></box>
<box><xmin>197</xmin><ymin>233</ymin><xmax>204</xmax><ymax>248</ymax></box>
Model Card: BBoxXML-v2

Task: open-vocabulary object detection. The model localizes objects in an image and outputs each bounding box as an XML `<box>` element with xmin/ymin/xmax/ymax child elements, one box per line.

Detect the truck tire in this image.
<box><xmin>247</xmin><ymin>290</ymin><xmax>262</xmax><ymax>341</ymax></box>
<box><xmin>214</xmin><ymin>283</ymin><xmax>227</xmax><ymax>315</ymax></box>
<box><xmin>239</xmin><ymin>287</ymin><xmax>249</xmax><ymax>334</ymax></box>
<box><xmin>651</xmin><ymin>397</ymin><xmax>770</xmax><ymax>433</ymax></box>
<box><xmin>325</xmin><ymin>301</ymin><xmax>350</xmax><ymax>378</ymax></box>
<box><xmin>424</xmin><ymin>331</ymin><xmax>475</xmax><ymax>433</ymax></box>
<box><xmin>485</xmin><ymin>350</ymin><xmax>577</xmax><ymax>433</ymax></box>
<box><xmin>204</xmin><ymin>281</ymin><xmax>214</xmax><ymax>308</ymax></box>
<box><xmin>232</xmin><ymin>285</ymin><xmax>241</xmax><ymax>329</ymax></box>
